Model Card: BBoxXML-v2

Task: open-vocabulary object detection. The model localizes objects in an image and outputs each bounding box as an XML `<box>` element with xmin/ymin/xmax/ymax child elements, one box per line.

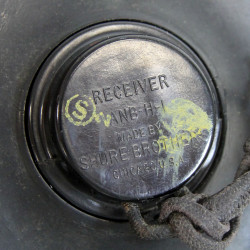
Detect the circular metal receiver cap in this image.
<box><xmin>59</xmin><ymin>37</ymin><xmax>217</xmax><ymax>200</ymax></box>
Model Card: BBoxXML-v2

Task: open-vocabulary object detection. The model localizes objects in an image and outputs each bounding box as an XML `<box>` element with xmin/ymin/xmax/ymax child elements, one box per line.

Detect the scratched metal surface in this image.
<box><xmin>0</xmin><ymin>0</ymin><xmax>249</xmax><ymax>249</ymax></box>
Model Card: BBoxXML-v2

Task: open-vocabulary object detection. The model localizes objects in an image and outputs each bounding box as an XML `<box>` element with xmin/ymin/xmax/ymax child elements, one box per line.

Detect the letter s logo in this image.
<box><xmin>72</xmin><ymin>100</ymin><xmax>88</xmax><ymax>121</ymax></box>
<box><xmin>65</xmin><ymin>94</ymin><xmax>96</xmax><ymax>126</ymax></box>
